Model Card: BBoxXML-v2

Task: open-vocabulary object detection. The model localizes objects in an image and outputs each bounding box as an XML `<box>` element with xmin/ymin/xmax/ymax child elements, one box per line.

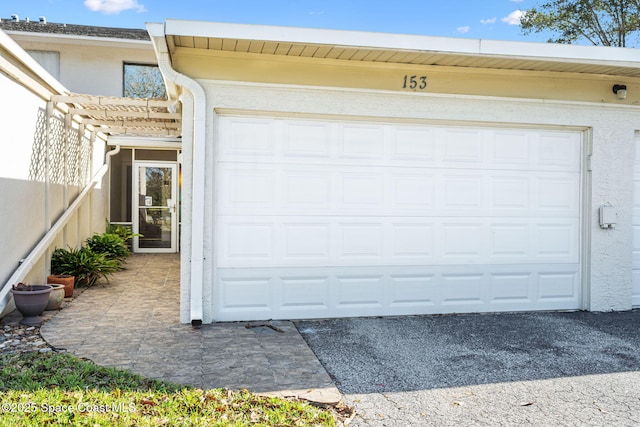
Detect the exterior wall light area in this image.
<box><xmin>613</xmin><ymin>84</ymin><xmax>627</xmax><ymax>100</ymax></box>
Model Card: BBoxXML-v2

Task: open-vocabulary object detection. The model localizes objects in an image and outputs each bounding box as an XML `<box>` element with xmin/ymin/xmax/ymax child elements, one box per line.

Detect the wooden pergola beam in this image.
<box><xmin>51</xmin><ymin>94</ymin><xmax>173</xmax><ymax>108</ymax></box>
<box><xmin>83</xmin><ymin>119</ymin><xmax>181</xmax><ymax>129</ymax></box>
<box><xmin>68</xmin><ymin>108</ymin><xmax>180</xmax><ymax>120</ymax></box>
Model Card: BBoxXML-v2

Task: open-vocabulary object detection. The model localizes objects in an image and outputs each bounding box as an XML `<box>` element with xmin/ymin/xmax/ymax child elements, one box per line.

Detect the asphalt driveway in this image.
<box><xmin>297</xmin><ymin>311</ymin><xmax>640</xmax><ymax>426</ymax></box>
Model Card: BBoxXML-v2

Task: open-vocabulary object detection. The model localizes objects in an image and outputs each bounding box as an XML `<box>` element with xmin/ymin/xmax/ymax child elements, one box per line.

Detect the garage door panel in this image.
<box><xmin>537</xmin><ymin>133</ymin><xmax>581</xmax><ymax>170</ymax></box>
<box><xmin>217</xmin><ymin>164</ymin><xmax>276</xmax><ymax>209</ymax></box>
<box><xmin>537</xmin><ymin>176</ymin><xmax>580</xmax><ymax>212</ymax></box>
<box><xmin>491</xmin><ymin>131</ymin><xmax>531</xmax><ymax>165</ymax></box>
<box><xmin>442</xmin><ymin>175</ymin><xmax>483</xmax><ymax>209</ymax></box>
<box><xmin>283</xmin><ymin>223</ymin><xmax>330</xmax><ymax>261</ymax></box>
<box><xmin>538</xmin><ymin>271</ymin><xmax>580</xmax><ymax>301</ymax></box>
<box><xmin>215</xmin><ymin>265</ymin><xmax>581</xmax><ymax>321</ymax></box>
<box><xmin>221</xmin><ymin>117</ymin><xmax>274</xmax><ymax>156</ymax></box>
<box><xmin>534</xmin><ymin>221</ymin><xmax>579</xmax><ymax>261</ymax></box>
<box><xmin>391</xmin><ymin>223</ymin><xmax>435</xmax><ymax>260</ymax></box>
<box><xmin>280</xmin><ymin>276</ymin><xmax>330</xmax><ymax>311</ymax></box>
<box><xmin>392</xmin><ymin>126</ymin><xmax>437</xmax><ymax>161</ymax></box>
<box><xmin>490</xmin><ymin>273</ymin><xmax>532</xmax><ymax>303</ymax></box>
<box><xmin>441</xmin><ymin>274</ymin><xmax>485</xmax><ymax>304</ymax></box>
<box><xmin>215</xmin><ymin>116</ymin><xmax>582</xmax><ymax>320</ymax></box>
<box><xmin>340</xmin><ymin>124</ymin><xmax>385</xmax><ymax>159</ymax></box>
<box><xmin>218</xmin><ymin>120</ymin><xmax>581</xmax><ymax>173</ymax></box>
<box><xmin>284</xmin><ymin>171</ymin><xmax>331</xmax><ymax>208</ymax></box>
<box><xmin>388</xmin><ymin>274</ymin><xmax>436</xmax><ymax>307</ymax></box>
<box><xmin>219</xmin><ymin>276</ymin><xmax>272</xmax><ymax>311</ymax></box>
<box><xmin>441</xmin><ymin>224</ymin><xmax>484</xmax><ymax>260</ymax></box>
<box><xmin>284</xmin><ymin>121</ymin><xmax>331</xmax><ymax>158</ymax></box>
<box><xmin>217</xmin><ymin>216</ymin><xmax>579</xmax><ymax>268</ymax></box>
<box><xmin>335</xmin><ymin>275</ymin><xmax>385</xmax><ymax>308</ymax></box>
<box><xmin>221</xmin><ymin>222</ymin><xmax>274</xmax><ymax>262</ymax></box>
<box><xmin>393</xmin><ymin>173</ymin><xmax>436</xmax><ymax>208</ymax></box>
<box><xmin>490</xmin><ymin>224</ymin><xmax>530</xmax><ymax>259</ymax></box>
<box><xmin>490</xmin><ymin>176</ymin><xmax>530</xmax><ymax>210</ymax></box>
<box><xmin>443</xmin><ymin>129</ymin><xmax>484</xmax><ymax>163</ymax></box>
<box><xmin>340</xmin><ymin>172</ymin><xmax>385</xmax><ymax>207</ymax></box>
<box><xmin>218</xmin><ymin>164</ymin><xmax>577</xmax><ymax>218</ymax></box>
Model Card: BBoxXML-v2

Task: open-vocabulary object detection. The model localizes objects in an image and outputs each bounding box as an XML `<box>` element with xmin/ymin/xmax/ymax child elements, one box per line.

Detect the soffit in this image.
<box><xmin>168</xmin><ymin>34</ymin><xmax>640</xmax><ymax>78</ymax></box>
<box><xmin>51</xmin><ymin>94</ymin><xmax>181</xmax><ymax>137</ymax></box>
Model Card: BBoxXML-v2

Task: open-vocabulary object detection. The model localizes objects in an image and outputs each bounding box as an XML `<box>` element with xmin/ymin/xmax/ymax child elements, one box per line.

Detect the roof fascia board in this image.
<box><xmin>164</xmin><ymin>19</ymin><xmax>640</xmax><ymax>68</ymax></box>
<box><xmin>6</xmin><ymin>31</ymin><xmax>152</xmax><ymax>48</ymax></box>
<box><xmin>164</xmin><ymin>19</ymin><xmax>480</xmax><ymax>54</ymax></box>
<box><xmin>479</xmin><ymin>39</ymin><xmax>640</xmax><ymax>66</ymax></box>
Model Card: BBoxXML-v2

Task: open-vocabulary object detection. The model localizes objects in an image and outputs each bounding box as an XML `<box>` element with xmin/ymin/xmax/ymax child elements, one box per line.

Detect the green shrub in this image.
<box><xmin>86</xmin><ymin>233</ymin><xmax>129</xmax><ymax>267</ymax></box>
<box><xmin>106</xmin><ymin>222</ymin><xmax>141</xmax><ymax>249</ymax></box>
<box><xmin>51</xmin><ymin>247</ymin><xmax>120</xmax><ymax>287</ymax></box>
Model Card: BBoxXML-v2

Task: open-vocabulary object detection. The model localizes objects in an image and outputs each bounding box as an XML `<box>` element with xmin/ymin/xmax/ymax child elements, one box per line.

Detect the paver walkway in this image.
<box><xmin>40</xmin><ymin>253</ymin><xmax>341</xmax><ymax>404</ymax></box>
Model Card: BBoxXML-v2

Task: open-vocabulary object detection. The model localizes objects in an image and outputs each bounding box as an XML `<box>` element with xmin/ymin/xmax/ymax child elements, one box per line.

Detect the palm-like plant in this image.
<box><xmin>51</xmin><ymin>247</ymin><xmax>120</xmax><ymax>287</ymax></box>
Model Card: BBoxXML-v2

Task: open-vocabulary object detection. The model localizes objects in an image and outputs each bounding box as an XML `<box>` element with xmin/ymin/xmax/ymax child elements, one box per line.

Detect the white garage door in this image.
<box><xmin>214</xmin><ymin>115</ymin><xmax>583</xmax><ymax>321</ymax></box>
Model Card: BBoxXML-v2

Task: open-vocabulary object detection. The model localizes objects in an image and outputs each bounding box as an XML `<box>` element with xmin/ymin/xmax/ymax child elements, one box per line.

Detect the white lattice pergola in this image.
<box><xmin>51</xmin><ymin>94</ymin><xmax>181</xmax><ymax>137</ymax></box>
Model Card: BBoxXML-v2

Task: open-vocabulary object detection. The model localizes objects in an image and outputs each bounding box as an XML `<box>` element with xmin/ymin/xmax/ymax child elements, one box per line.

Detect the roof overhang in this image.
<box><xmin>158</xmin><ymin>19</ymin><xmax>640</xmax><ymax>78</ymax></box>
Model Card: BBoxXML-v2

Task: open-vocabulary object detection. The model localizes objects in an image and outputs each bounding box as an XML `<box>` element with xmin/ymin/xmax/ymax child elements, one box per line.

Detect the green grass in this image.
<box><xmin>0</xmin><ymin>352</ymin><xmax>336</xmax><ymax>426</ymax></box>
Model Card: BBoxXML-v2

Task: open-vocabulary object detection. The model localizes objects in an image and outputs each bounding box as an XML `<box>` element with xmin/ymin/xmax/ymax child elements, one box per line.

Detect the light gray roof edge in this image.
<box><xmin>163</xmin><ymin>19</ymin><xmax>640</xmax><ymax>67</ymax></box>
<box><xmin>5</xmin><ymin>30</ymin><xmax>153</xmax><ymax>47</ymax></box>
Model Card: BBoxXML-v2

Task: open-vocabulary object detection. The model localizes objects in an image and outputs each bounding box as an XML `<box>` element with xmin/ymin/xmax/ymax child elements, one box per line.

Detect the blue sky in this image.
<box><xmin>2</xmin><ymin>0</ymin><xmax>537</xmax><ymax>42</ymax></box>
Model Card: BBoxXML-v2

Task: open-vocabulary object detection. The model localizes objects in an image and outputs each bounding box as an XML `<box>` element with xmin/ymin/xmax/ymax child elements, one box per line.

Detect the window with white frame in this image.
<box><xmin>123</xmin><ymin>63</ymin><xmax>167</xmax><ymax>99</ymax></box>
<box><xmin>26</xmin><ymin>50</ymin><xmax>60</xmax><ymax>80</ymax></box>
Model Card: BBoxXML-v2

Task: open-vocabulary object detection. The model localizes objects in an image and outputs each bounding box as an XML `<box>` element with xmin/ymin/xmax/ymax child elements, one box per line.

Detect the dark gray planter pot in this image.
<box><xmin>11</xmin><ymin>285</ymin><xmax>52</xmax><ymax>326</ymax></box>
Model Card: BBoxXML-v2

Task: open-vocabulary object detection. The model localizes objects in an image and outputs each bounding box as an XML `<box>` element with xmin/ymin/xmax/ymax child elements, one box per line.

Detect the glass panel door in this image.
<box><xmin>133</xmin><ymin>162</ymin><xmax>177</xmax><ymax>253</ymax></box>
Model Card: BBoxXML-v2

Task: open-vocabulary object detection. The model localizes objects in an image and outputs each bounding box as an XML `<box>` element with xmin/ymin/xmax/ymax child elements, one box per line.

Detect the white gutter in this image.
<box><xmin>147</xmin><ymin>22</ymin><xmax>207</xmax><ymax>326</ymax></box>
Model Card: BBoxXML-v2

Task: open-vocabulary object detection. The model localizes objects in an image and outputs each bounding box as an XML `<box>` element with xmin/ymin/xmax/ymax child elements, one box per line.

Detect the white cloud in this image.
<box><xmin>480</xmin><ymin>17</ymin><xmax>497</xmax><ymax>24</ymax></box>
<box><xmin>501</xmin><ymin>10</ymin><xmax>524</xmax><ymax>25</ymax></box>
<box><xmin>457</xmin><ymin>26</ymin><xmax>471</xmax><ymax>34</ymax></box>
<box><xmin>84</xmin><ymin>0</ymin><xmax>146</xmax><ymax>15</ymax></box>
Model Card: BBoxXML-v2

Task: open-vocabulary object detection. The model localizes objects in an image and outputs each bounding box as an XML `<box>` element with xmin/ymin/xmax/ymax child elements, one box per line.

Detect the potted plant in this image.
<box><xmin>11</xmin><ymin>283</ymin><xmax>52</xmax><ymax>326</ymax></box>
<box><xmin>51</xmin><ymin>246</ymin><xmax>120</xmax><ymax>288</ymax></box>
<box><xmin>45</xmin><ymin>283</ymin><xmax>66</xmax><ymax>310</ymax></box>
<box><xmin>46</xmin><ymin>274</ymin><xmax>75</xmax><ymax>298</ymax></box>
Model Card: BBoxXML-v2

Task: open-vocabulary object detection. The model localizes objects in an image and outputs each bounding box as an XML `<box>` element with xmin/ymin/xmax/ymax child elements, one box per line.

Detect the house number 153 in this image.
<box><xmin>402</xmin><ymin>75</ymin><xmax>427</xmax><ymax>90</ymax></box>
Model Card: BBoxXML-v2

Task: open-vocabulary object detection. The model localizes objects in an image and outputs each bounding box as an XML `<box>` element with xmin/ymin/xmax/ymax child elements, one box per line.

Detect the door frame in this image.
<box><xmin>132</xmin><ymin>161</ymin><xmax>178</xmax><ymax>253</ymax></box>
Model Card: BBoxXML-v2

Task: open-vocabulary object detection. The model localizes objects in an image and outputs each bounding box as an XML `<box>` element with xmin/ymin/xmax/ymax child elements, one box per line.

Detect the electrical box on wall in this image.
<box><xmin>599</xmin><ymin>205</ymin><xmax>617</xmax><ymax>229</ymax></box>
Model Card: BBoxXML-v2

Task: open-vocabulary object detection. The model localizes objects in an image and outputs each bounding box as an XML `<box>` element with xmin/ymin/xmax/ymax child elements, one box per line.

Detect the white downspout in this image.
<box><xmin>147</xmin><ymin>23</ymin><xmax>207</xmax><ymax>326</ymax></box>
<box><xmin>105</xmin><ymin>144</ymin><xmax>121</xmax><ymax>222</ymax></box>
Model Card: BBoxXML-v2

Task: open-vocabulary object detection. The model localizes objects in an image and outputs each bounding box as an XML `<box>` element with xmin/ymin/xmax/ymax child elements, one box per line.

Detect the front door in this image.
<box><xmin>133</xmin><ymin>162</ymin><xmax>178</xmax><ymax>253</ymax></box>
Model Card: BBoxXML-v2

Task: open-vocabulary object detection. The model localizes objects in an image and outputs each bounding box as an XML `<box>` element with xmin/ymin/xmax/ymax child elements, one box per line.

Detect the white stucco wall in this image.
<box><xmin>0</xmin><ymin>71</ymin><xmax>49</xmax><ymax>288</ymax></box>
<box><xmin>191</xmin><ymin>82</ymin><xmax>640</xmax><ymax>322</ymax></box>
<box><xmin>11</xmin><ymin>37</ymin><xmax>156</xmax><ymax>97</ymax></box>
<box><xmin>0</xmin><ymin>60</ymin><xmax>110</xmax><ymax>316</ymax></box>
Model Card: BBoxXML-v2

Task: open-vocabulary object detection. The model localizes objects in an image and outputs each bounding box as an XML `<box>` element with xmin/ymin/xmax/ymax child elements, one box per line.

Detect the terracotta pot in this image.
<box><xmin>47</xmin><ymin>275</ymin><xmax>74</xmax><ymax>298</ymax></box>
<box><xmin>45</xmin><ymin>284</ymin><xmax>65</xmax><ymax>310</ymax></box>
<box><xmin>11</xmin><ymin>285</ymin><xmax>52</xmax><ymax>326</ymax></box>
